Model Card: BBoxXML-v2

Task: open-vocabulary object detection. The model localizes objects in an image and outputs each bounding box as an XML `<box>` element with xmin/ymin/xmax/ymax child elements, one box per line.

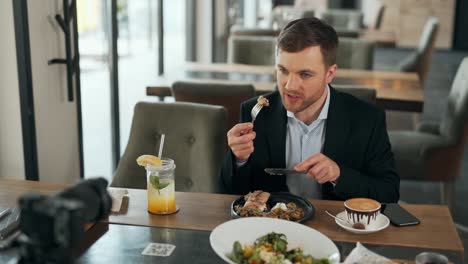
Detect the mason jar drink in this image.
<box><xmin>145</xmin><ymin>158</ymin><xmax>177</xmax><ymax>214</ymax></box>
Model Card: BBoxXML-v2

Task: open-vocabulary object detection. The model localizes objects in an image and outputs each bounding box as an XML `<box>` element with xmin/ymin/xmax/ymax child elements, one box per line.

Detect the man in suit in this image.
<box><xmin>221</xmin><ymin>17</ymin><xmax>399</xmax><ymax>203</ymax></box>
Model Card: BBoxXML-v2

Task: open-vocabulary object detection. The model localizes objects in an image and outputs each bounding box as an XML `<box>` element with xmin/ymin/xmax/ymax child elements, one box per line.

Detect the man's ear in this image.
<box><xmin>326</xmin><ymin>64</ymin><xmax>337</xmax><ymax>84</ymax></box>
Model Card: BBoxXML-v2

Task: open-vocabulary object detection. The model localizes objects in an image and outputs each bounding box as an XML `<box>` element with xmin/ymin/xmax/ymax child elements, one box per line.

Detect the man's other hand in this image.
<box><xmin>227</xmin><ymin>123</ymin><xmax>256</xmax><ymax>162</ymax></box>
<box><xmin>295</xmin><ymin>153</ymin><xmax>340</xmax><ymax>184</ymax></box>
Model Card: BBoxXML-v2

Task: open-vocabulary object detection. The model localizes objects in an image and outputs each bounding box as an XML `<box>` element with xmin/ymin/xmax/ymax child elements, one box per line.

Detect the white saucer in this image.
<box><xmin>335</xmin><ymin>211</ymin><xmax>390</xmax><ymax>234</ymax></box>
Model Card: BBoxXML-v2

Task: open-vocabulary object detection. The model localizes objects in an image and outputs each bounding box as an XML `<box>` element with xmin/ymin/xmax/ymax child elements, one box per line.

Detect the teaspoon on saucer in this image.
<box><xmin>325</xmin><ymin>210</ymin><xmax>365</xmax><ymax>230</ymax></box>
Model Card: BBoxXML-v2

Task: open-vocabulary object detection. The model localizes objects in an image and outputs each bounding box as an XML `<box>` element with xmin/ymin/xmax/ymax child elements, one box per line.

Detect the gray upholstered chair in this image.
<box><xmin>333</xmin><ymin>85</ymin><xmax>377</xmax><ymax>104</ymax></box>
<box><xmin>336</xmin><ymin>37</ymin><xmax>375</xmax><ymax>70</ymax></box>
<box><xmin>270</xmin><ymin>6</ymin><xmax>315</xmax><ymax>29</ymax></box>
<box><xmin>320</xmin><ymin>9</ymin><xmax>363</xmax><ymax>37</ymax></box>
<box><xmin>228</xmin><ymin>36</ymin><xmax>373</xmax><ymax>69</ymax></box>
<box><xmin>111</xmin><ymin>102</ymin><xmax>228</xmax><ymax>193</ymax></box>
<box><xmin>230</xmin><ymin>25</ymin><xmax>281</xmax><ymax>37</ymax></box>
<box><xmin>389</xmin><ymin>57</ymin><xmax>468</xmax><ymax>210</ymax></box>
<box><xmin>227</xmin><ymin>35</ymin><xmax>276</xmax><ymax>66</ymax></box>
<box><xmin>171</xmin><ymin>81</ymin><xmax>256</xmax><ymax>130</ymax></box>
<box><xmin>362</xmin><ymin>1</ymin><xmax>385</xmax><ymax>30</ymax></box>
<box><xmin>396</xmin><ymin>17</ymin><xmax>439</xmax><ymax>85</ymax></box>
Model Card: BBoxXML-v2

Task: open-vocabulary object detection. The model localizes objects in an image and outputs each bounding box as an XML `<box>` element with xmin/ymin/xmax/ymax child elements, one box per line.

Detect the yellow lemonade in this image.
<box><xmin>147</xmin><ymin>178</ymin><xmax>176</xmax><ymax>214</ymax></box>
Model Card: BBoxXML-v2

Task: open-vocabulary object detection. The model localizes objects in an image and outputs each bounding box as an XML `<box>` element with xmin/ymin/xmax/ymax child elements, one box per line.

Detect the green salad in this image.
<box><xmin>228</xmin><ymin>232</ymin><xmax>330</xmax><ymax>264</ymax></box>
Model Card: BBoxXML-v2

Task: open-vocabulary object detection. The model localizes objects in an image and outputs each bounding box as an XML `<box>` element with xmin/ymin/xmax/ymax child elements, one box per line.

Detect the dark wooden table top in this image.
<box><xmin>0</xmin><ymin>178</ymin><xmax>463</xmax><ymax>257</ymax></box>
<box><xmin>147</xmin><ymin>62</ymin><xmax>423</xmax><ymax>112</ymax></box>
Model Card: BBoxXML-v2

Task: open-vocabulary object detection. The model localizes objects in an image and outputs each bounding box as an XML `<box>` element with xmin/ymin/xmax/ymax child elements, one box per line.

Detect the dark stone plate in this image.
<box><xmin>230</xmin><ymin>192</ymin><xmax>315</xmax><ymax>223</ymax></box>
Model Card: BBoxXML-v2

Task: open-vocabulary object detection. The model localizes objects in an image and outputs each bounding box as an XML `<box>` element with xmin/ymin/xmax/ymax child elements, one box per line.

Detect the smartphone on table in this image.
<box><xmin>381</xmin><ymin>203</ymin><xmax>420</xmax><ymax>226</ymax></box>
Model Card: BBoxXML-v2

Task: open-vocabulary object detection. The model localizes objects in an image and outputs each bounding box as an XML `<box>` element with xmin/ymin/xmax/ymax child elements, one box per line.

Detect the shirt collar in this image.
<box><xmin>286</xmin><ymin>84</ymin><xmax>331</xmax><ymax>121</ymax></box>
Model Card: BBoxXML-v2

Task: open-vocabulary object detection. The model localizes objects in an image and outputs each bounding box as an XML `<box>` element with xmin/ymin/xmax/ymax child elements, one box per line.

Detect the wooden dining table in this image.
<box><xmin>147</xmin><ymin>62</ymin><xmax>423</xmax><ymax>112</ymax></box>
<box><xmin>0</xmin><ymin>178</ymin><xmax>463</xmax><ymax>263</ymax></box>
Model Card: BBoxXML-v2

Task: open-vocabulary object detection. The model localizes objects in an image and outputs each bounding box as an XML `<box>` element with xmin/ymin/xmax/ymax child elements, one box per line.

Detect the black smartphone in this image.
<box><xmin>381</xmin><ymin>203</ymin><xmax>420</xmax><ymax>226</ymax></box>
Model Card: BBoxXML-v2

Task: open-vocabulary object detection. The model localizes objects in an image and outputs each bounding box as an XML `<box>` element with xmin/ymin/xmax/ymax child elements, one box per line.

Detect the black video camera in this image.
<box><xmin>17</xmin><ymin>178</ymin><xmax>112</xmax><ymax>264</ymax></box>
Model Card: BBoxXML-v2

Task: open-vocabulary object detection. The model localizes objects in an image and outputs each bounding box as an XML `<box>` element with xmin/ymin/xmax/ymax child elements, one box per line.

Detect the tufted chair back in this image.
<box><xmin>389</xmin><ymin>57</ymin><xmax>468</xmax><ymax>210</ymax></box>
<box><xmin>227</xmin><ymin>35</ymin><xmax>276</xmax><ymax>66</ymax></box>
<box><xmin>336</xmin><ymin>37</ymin><xmax>375</xmax><ymax>70</ymax></box>
<box><xmin>111</xmin><ymin>102</ymin><xmax>227</xmax><ymax>193</ymax></box>
<box><xmin>172</xmin><ymin>81</ymin><xmax>256</xmax><ymax>130</ymax></box>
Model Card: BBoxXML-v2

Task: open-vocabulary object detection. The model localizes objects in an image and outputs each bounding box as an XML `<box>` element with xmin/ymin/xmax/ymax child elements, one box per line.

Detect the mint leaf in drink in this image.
<box><xmin>159</xmin><ymin>182</ymin><xmax>170</xmax><ymax>190</ymax></box>
<box><xmin>149</xmin><ymin>175</ymin><xmax>170</xmax><ymax>194</ymax></box>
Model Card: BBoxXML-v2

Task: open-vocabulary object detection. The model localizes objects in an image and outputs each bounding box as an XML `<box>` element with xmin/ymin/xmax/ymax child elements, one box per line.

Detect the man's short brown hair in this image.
<box><xmin>277</xmin><ymin>17</ymin><xmax>338</xmax><ymax>67</ymax></box>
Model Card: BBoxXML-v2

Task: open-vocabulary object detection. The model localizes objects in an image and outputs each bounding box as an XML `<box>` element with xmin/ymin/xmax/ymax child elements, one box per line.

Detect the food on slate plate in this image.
<box><xmin>257</xmin><ymin>96</ymin><xmax>270</xmax><ymax>107</ymax></box>
<box><xmin>235</xmin><ymin>191</ymin><xmax>305</xmax><ymax>221</ymax></box>
<box><xmin>228</xmin><ymin>232</ymin><xmax>330</xmax><ymax>264</ymax></box>
<box><xmin>243</xmin><ymin>190</ymin><xmax>271</xmax><ymax>211</ymax></box>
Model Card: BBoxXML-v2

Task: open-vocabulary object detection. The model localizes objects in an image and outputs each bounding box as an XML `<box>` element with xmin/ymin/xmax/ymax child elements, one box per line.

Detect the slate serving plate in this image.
<box><xmin>230</xmin><ymin>192</ymin><xmax>315</xmax><ymax>223</ymax></box>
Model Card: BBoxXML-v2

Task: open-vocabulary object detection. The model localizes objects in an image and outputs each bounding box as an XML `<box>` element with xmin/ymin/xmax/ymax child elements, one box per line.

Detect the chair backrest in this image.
<box><xmin>230</xmin><ymin>25</ymin><xmax>281</xmax><ymax>37</ymax></box>
<box><xmin>172</xmin><ymin>81</ymin><xmax>256</xmax><ymax>130</ymax></box>
<box><xmin>336</xmin><ymin>37</ymin><xmax>375</xmax><ymax>70</ymax></box>
<box><xmin>227</xmin><ymin>35</ymin><xmax>276</xmax><ymax>66</ymax></box>
<box><xmin>333</xmin><ymin>85</ymin><xmax>377</xmax><ymax>104</ymax></box>
<box><xmin>270</xmin><ymin>6</ymin><xmax>315</xmax><ymax>29</ymax></box>
<box><xmin>440</xmin><ymin>57</ymin><xmax>468</xmax><ymax>143</ymax></box>
<box><xmin>361</xmin><ymin>0</ymin><xmax>385</xmax><ymax>29</ymax></box>
<box><xmin>373</xmin><ymin>4</ymin><xmax>385</xmax><ymax>30</ymax></box>
<box><xmin>415</xmin><ymin>17</ymin><xmax>439</xmax><ymax>84</ymax></box>
<box><xmin>397</xmin><ymin>17</ymin><xmax>439</xmax><ymax>85</ymax></box>
<box><xmin>320</xmin><ymin>9</ymin><xmax>363</xmax><ymax>31</ymax></box>
<box><xmin>111</xmin><ymin>102</ymin><xmax>228</xmax><ymax>193</ymax></box>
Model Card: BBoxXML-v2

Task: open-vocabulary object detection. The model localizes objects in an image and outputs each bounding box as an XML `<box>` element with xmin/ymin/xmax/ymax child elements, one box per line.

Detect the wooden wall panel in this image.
<box><xmin>379</xmin><ymin>0</ymin><xmax>455</xmax><ymax>48</ymax></box>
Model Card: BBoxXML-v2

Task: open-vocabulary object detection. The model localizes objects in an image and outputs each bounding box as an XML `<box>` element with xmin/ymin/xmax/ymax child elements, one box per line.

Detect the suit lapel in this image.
<box><xmin>265</xmin><ymin>92</ymin><xmax>287</xmax><ymax>167</ymax></box>
<box><xmin>323</xmin><ymin>87</ymin><xmax>350</xmax><ymax>161</ymax></box>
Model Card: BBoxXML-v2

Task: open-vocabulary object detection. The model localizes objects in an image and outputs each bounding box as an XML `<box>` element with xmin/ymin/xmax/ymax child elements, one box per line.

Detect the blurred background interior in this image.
<box><xmin>0</xmin><ymin>0</ymin><xmax>467</xmax><ymax>259</ymax></box>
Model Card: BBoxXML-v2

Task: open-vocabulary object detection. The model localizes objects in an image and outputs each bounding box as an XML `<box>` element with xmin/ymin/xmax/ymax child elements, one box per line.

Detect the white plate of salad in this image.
<box><xmin>210</xmin><ymin>217</ymin><xmax>340</xmax><ymax>264</ymax></box>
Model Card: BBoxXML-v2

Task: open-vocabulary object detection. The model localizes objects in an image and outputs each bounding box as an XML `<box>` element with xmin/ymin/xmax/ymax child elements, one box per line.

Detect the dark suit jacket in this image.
<box><xmin>221</xmin><ymin>87</ymin><xmax>400</xmax><ymax>203</ymax></box>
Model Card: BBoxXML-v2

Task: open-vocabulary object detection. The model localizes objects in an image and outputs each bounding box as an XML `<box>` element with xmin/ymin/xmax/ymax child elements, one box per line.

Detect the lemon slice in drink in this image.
<box><xmin>136</xmin><ymin>155</ymin><xmax>162</xmax><ymax>166</ymax></box>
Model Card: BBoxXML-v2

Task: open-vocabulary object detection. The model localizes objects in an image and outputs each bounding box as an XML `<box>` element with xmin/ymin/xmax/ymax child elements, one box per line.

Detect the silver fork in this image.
<box><xmin>251</xmin><ymin>103</ymin><xmax>264</xmax><ymax>123</ymax></box>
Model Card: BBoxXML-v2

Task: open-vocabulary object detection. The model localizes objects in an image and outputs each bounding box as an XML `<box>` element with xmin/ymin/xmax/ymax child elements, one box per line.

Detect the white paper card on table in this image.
<box><xmin>141</xmin><ymin>243</ymin><xmax>176</xmax><ymax>257</ymax></box>
<box><xmin>107</xmin><ymin>188</ymin><xmax>128</xmax><ymax>212</ymax></box>
<box><xmin>342</xmin><ymin>242</ymin><xmax>396</xmax><ymax>264</ymax></box>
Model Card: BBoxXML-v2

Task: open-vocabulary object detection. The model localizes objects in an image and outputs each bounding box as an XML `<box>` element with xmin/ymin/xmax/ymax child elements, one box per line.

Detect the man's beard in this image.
<box><xmin>281</xmin><ymin>92</ymin><xmax>316</xmax><ymax>113</ymax></box>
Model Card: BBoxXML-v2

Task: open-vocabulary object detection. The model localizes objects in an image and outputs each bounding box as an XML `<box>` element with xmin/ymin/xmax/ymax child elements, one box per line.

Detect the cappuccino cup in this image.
<box><xmin>344</xmin><ymin>198</ymin><xmax>381</xmax><ymax>229</ymax></box>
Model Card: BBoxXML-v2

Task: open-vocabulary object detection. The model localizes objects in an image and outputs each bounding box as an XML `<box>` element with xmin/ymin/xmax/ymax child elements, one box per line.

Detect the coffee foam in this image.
<box><xmin>345</xmin><ymin>198</ymin><xmax>380</xmax><ymax>211</ymax></box>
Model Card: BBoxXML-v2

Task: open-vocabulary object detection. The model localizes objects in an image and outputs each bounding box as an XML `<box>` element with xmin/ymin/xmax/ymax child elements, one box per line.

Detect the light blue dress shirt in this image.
<box><xmin>236</xmin><ymin>86</ymin><xmax>331</xmax><ymax>199</ymax></box>
<box><xmin>285</xmin><ymin>85</ymin><xmax>330</xmax><ymax>199</ymax></box>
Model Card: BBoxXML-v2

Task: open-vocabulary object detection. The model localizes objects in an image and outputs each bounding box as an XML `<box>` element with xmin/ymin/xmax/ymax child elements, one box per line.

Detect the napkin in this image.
<box><xmin>342</xmin><ymin>242</ymin><xmax>396</xmax><ymax>264</ymax></box>
<box><xmin>108</xmin><ymin>188</ymin><xmax>128</xmax><ymax>212</ymax></box>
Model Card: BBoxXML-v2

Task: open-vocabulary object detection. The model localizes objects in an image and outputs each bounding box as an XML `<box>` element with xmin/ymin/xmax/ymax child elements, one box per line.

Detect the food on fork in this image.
<box><xmin>136</xmin><ymin>155</ymin><xmax>163</xmax><ymax>167</ymax></box>
<box><xmin>243</xmin><ymin>190</ymin><xmax>271</xmax><ymax>211</ymax></box>
<box><xmin>257</xmin><ymin>95</ymin><xmax>270</xmax><ymax>107</ymax></box>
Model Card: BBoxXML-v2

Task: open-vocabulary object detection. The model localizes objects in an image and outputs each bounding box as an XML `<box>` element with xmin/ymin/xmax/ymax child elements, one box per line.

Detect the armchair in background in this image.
<box><xmin>172</xmin><ymin>81</ymin><xmax>256</xmax><ymax>130</ymax></box>
<box><xmin>367</xmin><ymin>16</ymin><xmax>438</xmax><ymax>86</ymax></box>
<box><xmin>111</xmin><ymin>102</ymin><xmax>228</xmax><ymax>193</ymax></box>
<box><xmin>227</xmin><ymin>35</ymin><xmax>276</xmax><ymax>65</ymax></box>
<box><xmin>230</xmin><ymin>25</ymin><xmax>281</xmax><ymax>37</ymax></box>
<box><xmin>336</xmin><ymin>37</ymin><xmax>375</xmax><ymax>70</ymax></box>
<box><xmin>270</xmin><ymin>5</ymin><xmax>315</xmax><ymax>29</ymax></box>
<box><xmin>389</xmin><ymin>57</ymin><xmax>468</xmax><ymax>210</ymax></box>
<box><xmin>395</xmin><ymin>17</ymin><xmax>439</xmax><ymax>86</ymax></box>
